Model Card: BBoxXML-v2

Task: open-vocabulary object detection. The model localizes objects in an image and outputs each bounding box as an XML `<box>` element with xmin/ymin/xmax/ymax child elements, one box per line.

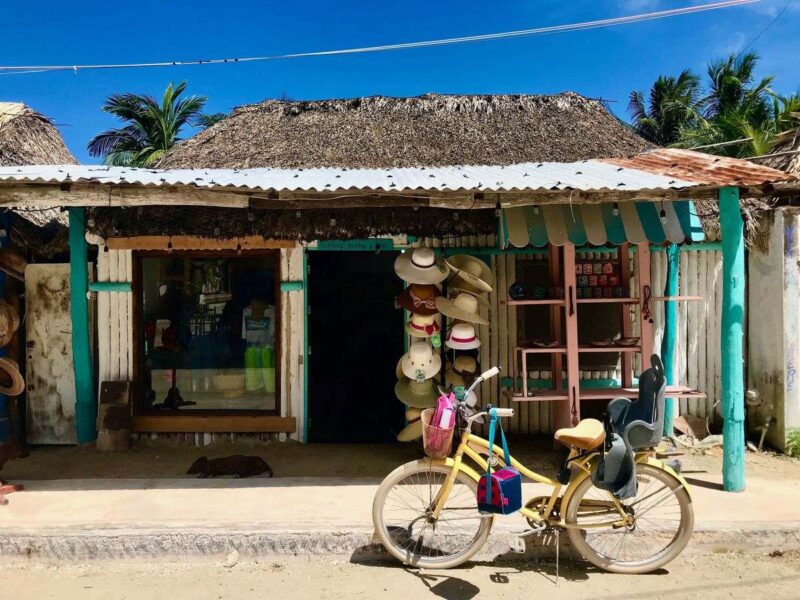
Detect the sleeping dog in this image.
<box><xmin>187</xmin><ymin>455</ymin><xmax>273</xmax><ymax>479</ymax></box>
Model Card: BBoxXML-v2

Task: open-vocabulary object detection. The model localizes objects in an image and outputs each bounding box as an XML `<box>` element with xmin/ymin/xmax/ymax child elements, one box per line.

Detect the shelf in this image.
<box><xmin>579</xmin><ymin>346</ymin><xmax>641</xmax><ymax>353</ymax></box>
<box><xmin>579</xmin><ymin>386</ymin><xmax>707</xmax><ymax>401</ymax></box>
<box><xmin>651</xmin><ymin>296</ymin><xmax>703</xmax><ymax>302</ymax></box>
<box><xmin>504</xmin><ymin>299</ymin><xmax>565</xmax><ymax>306</ymax></box>
<box><xmin>506</xmin><ymin>391</ymin><xmax>569</xmax><ymax>403</ymax></box>
<box><xmin>516</xmin><ymin>346</ymin><xmax>567</xmax><ymax>354</ymax></box>
<box><xmin>576</xmin><ymin>298</ymin><xmax>639</xmax><ymax>304</ymax></box>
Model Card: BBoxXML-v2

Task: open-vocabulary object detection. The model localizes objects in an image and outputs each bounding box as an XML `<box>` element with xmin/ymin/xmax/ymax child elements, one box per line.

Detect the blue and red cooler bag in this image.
<box><xmin>476</xmin><ymin>408</ymin><xmax>522</xmax><ymax>515</ymax></box>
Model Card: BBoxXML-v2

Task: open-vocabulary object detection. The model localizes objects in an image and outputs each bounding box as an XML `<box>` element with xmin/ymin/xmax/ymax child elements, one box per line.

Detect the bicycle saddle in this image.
<box><xmin>607</xmin><ymin>354</ymin><xmax>666</xmax><ymax>449</ymax></box>
<box><xmin>554</xmin><ymin>418</ymin><xmax>605</xmax><ymax>450</ymax></box>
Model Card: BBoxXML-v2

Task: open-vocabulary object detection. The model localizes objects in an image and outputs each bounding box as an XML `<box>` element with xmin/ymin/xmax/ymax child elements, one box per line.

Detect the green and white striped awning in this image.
<box><xmin>501</xmin><ymin>200</ymin><xmax>705</xmax><ymax>248</ymax></box>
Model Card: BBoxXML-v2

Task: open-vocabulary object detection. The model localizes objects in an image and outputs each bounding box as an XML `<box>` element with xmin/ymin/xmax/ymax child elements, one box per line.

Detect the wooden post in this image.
<box><xmin>661</xmin><ymin>243</ymin><xmax>679</xmax><ymax>436</ymax></box>
<box><xmin>719</xmin><ymin>187</ymin><xmax>746</xmax><ymax>492</ymax></box>
<box><xmin>69</xmin><ymin>208</ymin><xmax>96</xmax><ymax>444</ymax></box>
<box><xmin>0</xmin><ymin>212</ymin><xmax>8</xmax><ymax>442</ymax></box>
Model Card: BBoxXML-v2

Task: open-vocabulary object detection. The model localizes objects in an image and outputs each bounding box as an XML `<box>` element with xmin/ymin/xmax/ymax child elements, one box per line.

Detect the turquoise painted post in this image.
<box><xmin>719</xmin><ymin>187</ymin><xmax>746</xmax><ymax>492</ymax></box>
<box><xmin>69</xmin><ymin>208</ymin><xmax>96</xmax><ymax>444</ymax></box>
<box><xmin>661</xmin><ymin>243</ymin><xmax>679</xmax><ymax>436</ymax></box>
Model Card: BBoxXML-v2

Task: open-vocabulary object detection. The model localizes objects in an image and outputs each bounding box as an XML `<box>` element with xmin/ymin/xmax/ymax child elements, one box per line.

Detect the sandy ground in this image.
<box><xmin>4</xmin><ymin>438</ymin><xmax>799</xmax><ymax>482</ymax></box>
<box><xmin>1</xmin><ymin>552</ymin><xmax>799</xmax><ymax>600</ymax></box>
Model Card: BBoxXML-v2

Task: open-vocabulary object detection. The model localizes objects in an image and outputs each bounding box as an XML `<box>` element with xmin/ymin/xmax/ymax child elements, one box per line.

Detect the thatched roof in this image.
<box><xmin>761</xmin><ymin>124</ymin><xmax>800</xmax><ymax>176</ymax></box>
<box><xmin>0</xmin><ymin>102</ymin><xmax>75</xmax><ymax>166</ymax></box>
<box><xmin>159</xmin><ymin>93</ymin><xmax>652</xmax><ymax>169</ymax></box>
<box><xmin>0</xmin><ymin>102</ymin><xmax>74</xmax><ymax>257</ymax></box>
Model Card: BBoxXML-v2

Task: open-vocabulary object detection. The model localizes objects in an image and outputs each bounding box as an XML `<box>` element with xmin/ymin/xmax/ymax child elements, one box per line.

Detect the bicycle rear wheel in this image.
<box><xmin>565</xmin><ymin>463</ymin><xmax>693</xmax><ymax>574</ymax></box>
<box><xmin>372</xmin><ymin>459</ymin><xmax>492</xmax><ymax>569</ymax></box>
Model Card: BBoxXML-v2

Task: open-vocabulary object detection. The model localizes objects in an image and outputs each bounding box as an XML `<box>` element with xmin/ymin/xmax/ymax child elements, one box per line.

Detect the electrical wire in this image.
<box><xmin>742</xmin><ymin>0</ymin><xmax>794</xmax><ymax>52</ymax></box>
<box><xmin>0</xmin><ymin>0</ymin><xmax>759</xmax><ymax>76</ymax></box>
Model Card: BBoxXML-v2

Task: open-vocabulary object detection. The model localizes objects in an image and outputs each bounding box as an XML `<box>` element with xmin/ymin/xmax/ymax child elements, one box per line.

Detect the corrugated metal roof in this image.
<box><xmin>0</xmin><ymin>149</ymin><xmax>792</xmax><ymax>197</ymax></box>
<box><xmin>601</xmin><ymin>148</ymin><xmax>791</xmax><ymax>187</ymax></box>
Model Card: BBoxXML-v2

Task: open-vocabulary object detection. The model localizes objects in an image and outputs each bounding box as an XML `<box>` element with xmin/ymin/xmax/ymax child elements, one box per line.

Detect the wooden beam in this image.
<box><xmin>69</xmin><ymin>208</ymin><xmax>96</xmax><ymax>443</ymax></box>
<box><xmin>719</xmin><ymin>186</ymin><xmax>746</xmax><ymax>492</ymax></box>
<box><xmin>661</xmin><ymin>243</ymin><xmax>679</xmax><ymax>436</ymax></box>
<box><xmin>131</xmin><ymin>415</ymin><xmax>296</xmax><ymax>433</ymax></box>
<box><xmin>0</xmin><ymin>248</ymin><xmax>27</xmax><ymax>281</ymax></box>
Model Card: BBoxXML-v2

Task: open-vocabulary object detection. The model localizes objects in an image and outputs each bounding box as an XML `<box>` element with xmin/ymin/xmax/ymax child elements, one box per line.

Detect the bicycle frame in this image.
<box><xmin>431</xmin><ymin>426</ymin><xmax>672</xmax><ymax>529</ymax></box>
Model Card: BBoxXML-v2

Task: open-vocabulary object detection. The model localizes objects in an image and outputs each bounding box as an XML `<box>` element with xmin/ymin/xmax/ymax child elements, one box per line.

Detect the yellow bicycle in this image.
<box><xmin>372</xmin><ymin>367</ymin><xmax>693</xmax><ymax>574</ymax></box>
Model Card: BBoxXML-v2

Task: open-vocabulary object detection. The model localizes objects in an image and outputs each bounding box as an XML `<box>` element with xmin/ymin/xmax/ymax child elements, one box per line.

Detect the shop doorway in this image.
<box><xmin>308</xmin><ymin>251</ymin><xmax>405</xmax><ymax>443</ymax></box>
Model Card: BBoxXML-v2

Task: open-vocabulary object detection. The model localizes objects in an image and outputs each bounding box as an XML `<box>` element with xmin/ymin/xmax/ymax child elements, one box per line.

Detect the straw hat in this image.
<box><xmin>394</xmin><ymin>377</ymin><xmax>439</xmax><ymax>408</ymax></box>
<box><xmin>445</xmin><ymin>355</ymin><xmax>478</xmax><ymax>388</ymax></box>
<box><xmin>0</xmin><ymin>300</ymin><xmax>20</xmax><ymax>348</ymax></box>
<box><xmin>446</xmin><ymin>255</ymin><xmax>493</xmax><ymax>294</ymax></box>
<box><xmin>406</xmin><ymin>313</ymin><xmax>440</xmax><ymax>338</ymax></box>
<box><xmin>445</xmin><ymin>323</ymin><xmax>481</xmax><ymax>350</ymax></box>
<box><xmin>436</xmin><ymin>293</ymin><xmax>488</xmax><ymax>325</ymax></box>
<box><xmin>395</xmin><ymin>284</ymin><xmax>441</xmax><ymax>316</ymax></box>
<box><xmin>0</xmin><ymin>357</ymin><xmax>25</xmax><ymax>396</ymax></box>
<box><xmin>401</xmin><ymin>340</ymin><xmax>442</xmax><ymax>381</ymax></box>
<box><xmin>394</xmin><ymin>248</ymin><xmax>449</xmax><ymax>285</ymax></box>
<box><xmin>397</xmin><ymin>407</ymin><xmax>424</xmax><ymax>442</ymax></box>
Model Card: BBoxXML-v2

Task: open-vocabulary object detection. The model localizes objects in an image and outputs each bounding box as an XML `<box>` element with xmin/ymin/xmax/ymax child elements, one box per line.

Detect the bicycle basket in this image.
<box><xmin>421</xmin><ymin>407</ymin><xmax>455</xmax><ymax>458</ymax></box>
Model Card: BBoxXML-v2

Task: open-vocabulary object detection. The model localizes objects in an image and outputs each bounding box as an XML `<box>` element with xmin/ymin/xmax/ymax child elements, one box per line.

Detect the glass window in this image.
<box><xmin>138</xmin><ymin>252</ymin><xmax>279</xmax><ymax>413</ymax></box>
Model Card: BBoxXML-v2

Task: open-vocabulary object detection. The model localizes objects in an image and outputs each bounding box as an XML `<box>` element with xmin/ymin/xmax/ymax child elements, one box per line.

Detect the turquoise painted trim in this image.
<box><xmin>88</xmin><ymin>281</ymin><xmax>132</xmax><ymax>293</ymax></box>
<box><xmin>647</xmin><ymin>241</ymin><xmax>723</xmax><ymax>253</ymax></box>
<box><xmin>302</xmin><ymin>248</ymin><xmax>309</xmax><ymax>444</ymax></box>
<box><xmin>661</xmin><ymin>243</ymin><xmax>679</xmax><ymax>436</ymax></box>
<box><xmin>719</xmin><ymin>186</ymin><xmax>746</xmax><ymax>492</ymax></box>
<box><xmin>69</xmin><ymin>208</ymin><xmax>96</xmax><ymax>444</ymax></box>
<box><xmin>562</xmin><ymin>204</ymin><xmax>588</xmax><ymax>246</ymax></box>
<box><xmin>526</xmin><ymin>206</ymin><xmax>549</xmax><ymax>247</ymax></box>
<box><xmin>634</xmin><ymin>202</ymin><xmax>667</xmax><ymax>244</ymax></box>
<box><xmin>600</xmin><ymin>204</ymin><xmax>627</xmax><ymax>245</ymax></box>
<box><xmin>280</xmin><ymin>280</ymin><xmax>303</xmax><ymax>292</ymax></box>
<box><xmin>316</xmin><ymin>238</ymin><xmax>395</xmax><ymax>251</ymax></box>
<box><xmin>673</xmin><ymin>200</ymin><xmax>706</xmax><ymax>242</ymax></box>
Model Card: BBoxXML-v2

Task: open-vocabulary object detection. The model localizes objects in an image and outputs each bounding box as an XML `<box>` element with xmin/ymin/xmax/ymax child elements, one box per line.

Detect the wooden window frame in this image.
<box><xmin>131</xmin><ymin>248</ymin><xmax>283</xmax><ymax>420</ymax></box>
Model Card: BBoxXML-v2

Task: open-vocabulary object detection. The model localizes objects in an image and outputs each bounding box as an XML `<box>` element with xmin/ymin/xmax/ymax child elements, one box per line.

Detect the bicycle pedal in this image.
<box><xmin>513</xmin><ymin>524</ymin><xmax>547</xmax><ymax>538</ymax></box>
<box><xmin>509</xmin><ymin>537</ymin><xmax>526</xmax><ymax>554</ymax></box>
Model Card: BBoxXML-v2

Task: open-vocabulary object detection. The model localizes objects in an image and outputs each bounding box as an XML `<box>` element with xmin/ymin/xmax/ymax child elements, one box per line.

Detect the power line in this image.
<box><xmin>0</xmin><ymin>0</ymin><xmax>759</xmax><ymax>76</ymax></box>
<box><xmin>742</xmin><ymin>0</ymin><xmax>794</xmax><ymax>52</ymax></box>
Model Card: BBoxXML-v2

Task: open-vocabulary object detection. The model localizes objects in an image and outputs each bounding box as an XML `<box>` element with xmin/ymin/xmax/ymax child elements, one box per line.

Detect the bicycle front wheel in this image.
<box><xmin>565</xmin><ymin>463</ymin><xmax>693</xmax><ymax>574</ymax></box>
<box><xmin>372</xmin><ymin>459</ymin><xmax>492</xmax><ymax>569</ymax></box>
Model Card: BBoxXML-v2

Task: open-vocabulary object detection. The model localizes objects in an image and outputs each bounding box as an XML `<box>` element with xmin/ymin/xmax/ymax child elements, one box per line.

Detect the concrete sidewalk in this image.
<box><xmin>2</xmin><ymin>470</ymin><xmax>799</xmax><ymax>561</ymax></box>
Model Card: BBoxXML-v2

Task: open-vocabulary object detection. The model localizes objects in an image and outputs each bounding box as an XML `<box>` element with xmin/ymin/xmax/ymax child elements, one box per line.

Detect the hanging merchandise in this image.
<box><xmin>396</xmin><ymin>406</ymin><xmax>424</xmax><ymax>442</ymax></box>
<box><xmin>477</xmin><ymin>408</ymin><xmax>522</xmax><ymax>515</ymax></box>
<box><xmin>395</xmin><ymin>284</ymin><xmax>441</xmax><ymax>316</ymax></box>
<box><xmin>401</xmin><ymin>340</ymin><xmax>442</xmax><ymax>382</ymax></box>
<box><xmin>421</xmin><ymin>392</ymin><xmax>457</xmax><ymax>458</ymax></box>
<box><xmin>394</xmin><ymin>377</ymin><xmax>440</xmax><ymax>408</ymax></box>
<box><xmin>436</xmin><ymin>293</ymin><xmax>488</xmax><ymax>325</ymax></box>
<box><xmin>394</xmin><ymin>248</ymin><xmax>449</xmax><ymax>285</ymax></box>
<box><xmin>445</xmin><ymin>354</ymin><xmax>478</xmax><ymax>388</ymax></box>
<box><xmin>406</xmin><ymin>313</ymin><xmax>441</xmax><ymax>339</ymax></box>
<box><xmin>445</xmin><ymin>255</ymin><xmax>494</xmax><ymax>294</ymax></box>
<box><xmin>445</xmin><ymin>323</ymin><xmax>481</xmax><ymax>350</ymax></box>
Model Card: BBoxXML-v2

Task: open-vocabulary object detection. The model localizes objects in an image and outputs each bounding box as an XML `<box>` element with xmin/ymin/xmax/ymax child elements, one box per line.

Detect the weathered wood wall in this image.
<box><xmin>651</xmin><ymin>248</ymin><xmax>723</xmax><ymax>422</ymax></box>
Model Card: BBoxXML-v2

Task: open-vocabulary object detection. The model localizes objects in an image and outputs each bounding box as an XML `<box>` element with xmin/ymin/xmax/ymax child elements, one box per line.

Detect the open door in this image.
<box><xmin>307</xmin><ymin>251</ymin><xmax>404</xmax><ymax>443</ymax></box>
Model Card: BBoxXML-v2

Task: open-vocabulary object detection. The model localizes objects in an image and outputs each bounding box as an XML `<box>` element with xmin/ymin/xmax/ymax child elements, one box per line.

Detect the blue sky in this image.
<box><xmin>1</xmin><ymin>0</ymin><xmax>798</xmax><ymax>164</ymax></box>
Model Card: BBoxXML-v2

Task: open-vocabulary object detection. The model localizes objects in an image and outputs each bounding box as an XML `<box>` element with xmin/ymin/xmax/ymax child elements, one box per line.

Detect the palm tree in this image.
<box><xmin>702</xmin><ymin>52</ymin><xmax>773</xmax><ymax>123</ymax></box>
<box><xmin>88</xmin><ymin>82</ymin><xmax>206</xmax><ymax>166</ymax></box>
<box><xmin>628</xmin><ymin>70</ymin><xmax>702</xmax><ymax>145</ymax></box>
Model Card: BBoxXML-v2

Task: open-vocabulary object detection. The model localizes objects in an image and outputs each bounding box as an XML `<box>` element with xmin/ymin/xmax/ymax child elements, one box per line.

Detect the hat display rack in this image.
<box><xmin>393</xmin><ymin>248</ymin><xmax>494</xmax><ymax>442</ymax></box>
<box><xmin>0</xmin><ymin>300</ymin><xmax>24</xmax><ymax>398</ymax></box>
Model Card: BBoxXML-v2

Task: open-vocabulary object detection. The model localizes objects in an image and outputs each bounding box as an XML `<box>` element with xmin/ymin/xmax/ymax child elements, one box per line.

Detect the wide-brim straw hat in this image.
<box><xmin>445</xmin><ymin>355</ymin><xmax>478</xmax><ymax>388</ymax></box>
<box><xmin>394</xmin><ymin>377</ymin><xmax>439</xmax><ymax>408</ymax></box>
<box><xmin>397</xmin><ymin>407</ymin><xmax>424</xmax><ymax>441</ymax></box>
<box><xmin>446</xmin><ymin>255</ymin><xmax>493</xmax><ymax>294</ymax></box>
<box><xmin>445</xmin><ymin>322</ymin><xmax>481</xmax><ymax>350</ymax></box>
<box><xmin>401</xmin><ymin>340</ymin><xmax>442</xmax><ymax>381</ymax></box>
<box><xmin>394</xmin><ymin>248</ymin><xmax>449</xmax><ymax>285</ymax></box>
<box><xmin>0</xmin><ymin>300</ymin><xmax>20</xmax><ymax>348</ymax></box>
<box><xmin>0</xmin><ymin>357</ymin><xmax>25</xmax><ymax>396</ymax></box>
<box><xmin>395</xmin><ymin>284</ymin><xmax>441</xmax><ymax>316</ymax></box>
<box><xmin>436</xmin><ymin>292</ymin><xmax>488</xmax><ymax>325</ymax></box>
<box><xmin>406</xmin><ymin>314</ymin><xmax>441</xmax><ymax>338</ymax></box>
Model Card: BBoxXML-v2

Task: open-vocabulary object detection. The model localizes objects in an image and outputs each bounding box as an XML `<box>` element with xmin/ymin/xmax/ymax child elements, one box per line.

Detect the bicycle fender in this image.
<box><xmin>639</xmin><ymin>456</ymin><xmax>694</xmax><ymax>500</ymax></box>
<box><xmin>429</xmin><ymin>458</ymin><xmax>483</xmax><ymax>485</ymax></box>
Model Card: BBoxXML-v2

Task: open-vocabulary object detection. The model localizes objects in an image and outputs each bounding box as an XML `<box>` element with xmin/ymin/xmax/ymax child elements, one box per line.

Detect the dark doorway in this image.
<box><xmin>308</xmin><ymin>251</ymin><xmax>405</xmax><ymax>443</ymax></box>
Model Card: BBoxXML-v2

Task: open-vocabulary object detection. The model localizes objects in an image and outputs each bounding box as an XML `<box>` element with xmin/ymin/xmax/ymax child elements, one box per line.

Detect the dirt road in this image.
<box><xmin>2</xmin><ymin>552</ymin><xmax>798</xmax><ymax>599</ymax></box>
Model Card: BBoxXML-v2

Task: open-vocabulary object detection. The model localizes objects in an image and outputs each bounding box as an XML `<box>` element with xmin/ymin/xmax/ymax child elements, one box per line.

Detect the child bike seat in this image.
<box><xmin>554</xmin><ymin>418</ymin><xmax>605</xmax><ymax>450</ymax></box>
<box><xmin>607</xmin><ymin>354</ymin><xmax>666</xmax><ymax>450</ymax></box>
